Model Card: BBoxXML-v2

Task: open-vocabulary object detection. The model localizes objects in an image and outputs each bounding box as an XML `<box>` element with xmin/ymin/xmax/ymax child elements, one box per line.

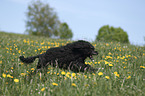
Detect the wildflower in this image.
<box><xmin>84</xmin><ymin>75</ymin><xmax>87</xmax><ymax>78</ymax></box>
<box><xmin>20</xmin><ymin>73</ymin><xmax>26</xmax><ymax>76</ymax></box>
<box><xmin>98</xmin><ymin>72</ymin><xmax>103</xmax><ymax>76</ymax></box>
<box><xmin>61</xmin><ymin>71</ymin><xmax>66</xmax><ymax>75</ymax></box>
<box><xmin>41</xmin><ymin>88</ymin><xmax>45</xmax><ymax>91</ymax></box>
<box><xmin>114</xmin><ymin>72</ymin><xmax>120</xmax><ymax>77</ymax></box>
<box><xmin>47</xmin><ymin>71</ymin><xmax>50</xmax><ymax>74</ymax></box>
<box><xmin>18</xmin><ymin>50</ymin><xmax>21</xmax><ymax>53</ymax></box>
<box><xmin>23</xmin><ymin>39</ymin><xmax>27</xmax><ymax>43</ymax></box>
<box><xmin>108</xmin><ymin>52</ymin><xmax>112</xmax><ymax>55</ymax></box>
<box><xmin>21</xmin><ymin>62</ymin><xmax>24</xmax><ymax>65</ymax></box>
<box><xmin>0</xmin><ymin>61</ymin><xmax>2</xmax><ymax>64</ymax></box>
<box><xmin>123</xmin><ymin>66</ymin><xmax>126</xmax><ymax>69</ymax></box>
<box><xmin>7</xmin><ymin>74</ymin><xmax>13</xmax><ymax>78</ymax></box>
<box><xmin>14</xmin><ymin>79</ymin><xmax>19</xmax><ymax>82</ymax></box>
<box><xmin>67</xmin><ymin>72</ymin><xmax>71</xmax><ymax>75</ymax></box>
<box><xmin>105</xmin><ymin>76</ymin><xmax>110</xmax><ymax>79</ymax></box>
<box><xmin>106</xmin><ymin>43</ymin><xmax>109</xmax><ymax>46</ymax></box>
<box><xmin>127</xmin><ymin>76</ymin><xmax>131</xmax><ymax>79</ymax></box>
<box><xmin>105</xmin><ymin>61</ymin><xmax>109</xmax><ymax>64</ymax></box>
<box><xmin>57</xmin><ymin>73</ymin><xmax>59</xmax><ymax>75</ymax></box>
<box><xmin>31</xmin><ymin>68</ymin><xmax>35</xmax><ymax>71</ymax></box>
<box><xmin>52</xmin><ymin>83</ymin><xmax>58</xmax><ymax>86</ymax></box>
<box><xmin>109</xmin><ymin>64</ymin><xmax>113</xmax><ymax>67</ymax></box>
<box><xmin>114</xmin><ymin>72</ymin><xmax>118</xmax><ymax>75</ymax></box>
<box><xmin>115</xmin><ymin>74</ymin><xmax>120</xmax><ymax>77</ymax></box>
<box><xmin>140</xmin><ymin>66</ymin><xmax>145</xmax><ymax>69</ymax></box>
<box><xmin>66</xmin><ymin>74</ymin><xmax>70</xmax><ymax>78</ymax></box>
<box><xmin>72</xmin><ymin>73</ymin><xmax>76</xmax><ymax>77</ymax></box>
<box><xmin>92</xmin><ymin>73</ymin><xmax>95</xmax><ymax>75</ymax></box>
<box><xmin>2</xmin><ymin>73</ymin><xmax>6</xmax><ymax>78</ymax></box>
<box><xmin>72</xmin><ymin>83</ymin><xmax>76</xmax><ymax>87</ymax></box>
<box><xmin>98</xmin><ymin>62</ymin><xmax>100</xmax><ymax>64</ymax></box>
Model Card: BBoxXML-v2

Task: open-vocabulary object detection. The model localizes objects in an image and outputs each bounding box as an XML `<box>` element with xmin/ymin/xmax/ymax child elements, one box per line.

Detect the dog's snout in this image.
<box><xmin>92</xmin><ymin>51</ymin><xmax>98</xmax><ymax>55</ymax></box>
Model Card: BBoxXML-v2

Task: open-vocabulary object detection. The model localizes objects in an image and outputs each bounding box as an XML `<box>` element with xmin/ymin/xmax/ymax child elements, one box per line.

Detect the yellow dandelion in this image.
<box><xmin>20</xmin><ymin>73</ymin><xmax>26</xmax><ymax>76</ymax></box>
<box><xmin>66</xmin><ymin>74</ymin><xmax>70</xmax><ymax>78</ymax></box>
<box><xmin>0</xmin><ymin>61</ymin><xmax>2</xmax><ymax>64</ymax></box>
<box><xmin>114</xmin><ymin>72</ymin><xmax>120</xmax><ymax>77</ymax></box>
<box><xmin>108</xmin><ymin>52</ymin><xmax>112</xmax><ymax>55</ymax></box>
<box><xmin>7</xmin><ymin>74</ymin><xmax>12</xmax><ymax>78</ymax></box>
<box><xmin>106</xmin><ymin>43</ymin><xmax>109</xmax><ymax>46</ymax></box>
<box><xmin>18</xmin><ymin>50</ymin><xmax>21</xmax><ymax>53</ymax></box>
<box><xmin>14</xmin><ymin>79</ymin><xmax>19</xmax><ymax>82</ymax></box>
<box><xmin>52</xmin><ymin>83</ymin><xmax>58</xmax><ymax>86</ymax></box>
<box><xmin>31</xmin><ymin>68</ymin><xmax>35</xmax><ymax>71</ymax></box>
<box><xmin>92</xmin><ymin>73</ymin><xmax>95</xmax><ymax>75</ymax></box>
<box><xmin>140</xmin><ymin>66</ymin><xmax>145</xmax><ymax>69</ymax></box>
<box><xmin>47</xmin><ymin>71</ymin><xmax>50</xmax><ymax>74</ymax></box>
<box><xmin>105</xmin><ymin>61</ymin><xmax>109</xmax><ymax>64</ymax></box>
<box><xmin>98</xmin><ymin>72</ymin><xmax>103</xmax><ymax>76</ymax></box>
<box><xmin>61</xmin><ymin>71</ymin><xmax>66</xmax><ymax>75</ymax></box>
<box><xmin>105</xmin><ymin>76</ymin><xmax>110</xmax><ymax>79</ymax></box>
<box><xmin>114</xmin><ymin>71</ymin><xmax>118</xmax><ymax>75</ymax></box>
<box><xmin>109</xmin><ymin>64</ymin><xmax>113</xmax><ymax>67</ymax></box>
<box><xmin>72</xmin><ymin>83</ymin><xmax>76</xmax><ymax>87</ymax></box>
<box><xmin>41</xmin><ymin>88</ymin><xmax>45</xmax><ymax>91</ymax></box>
<box><xmin>2</xmin><ymin>73</ymin><xmax>6</xmax><ymax>78</ymax></box>
<box><xmin>84</xmin><ymin>75</ymin><xmax>87</xmax><ymax>78</ymax></box>
<box><xmin>127</xmin><ymin>76</ymin><xmax>131</xmax><ymax>79</ymax></box>
<box><xmin>66</xmin><ymin>72</ymin><xmax>71</xmax><ymax>75</ymax></box>
<box><xmin>23</xmin><ymin>39</ymin><xmax>27</xmax><ymax>43</ymax></box>
<box><xmin>57</xmin><ymin>73</ymin><xmax>59</xmax><ymax>75</ymax></box>
<box><xmin>72</xmin><ymin>73</ymin><xmax>76</xmax><ymax>77</ymax></box>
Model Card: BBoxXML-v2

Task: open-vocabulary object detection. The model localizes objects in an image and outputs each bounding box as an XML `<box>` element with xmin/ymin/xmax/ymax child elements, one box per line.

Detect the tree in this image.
<box><xmin>25</xmin><ymin>0</ymin><xmax>60</xmax><ymax>37</ymax></box>
<box><xmin>59</xmin><ymin>23</ymin><xmax>73</xmax><ymax>39</ymax></box>
<box><xmin>96</xmin><ymin>25</ymin><xmax>129</xmax><ymax>43</ymax></box>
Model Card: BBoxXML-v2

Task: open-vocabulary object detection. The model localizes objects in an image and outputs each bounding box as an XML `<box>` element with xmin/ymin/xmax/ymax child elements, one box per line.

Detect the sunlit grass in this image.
<box><xmin>0</xmin><ymin>32</ymin><xmax>145</xmax><ymax>95</ymax></box>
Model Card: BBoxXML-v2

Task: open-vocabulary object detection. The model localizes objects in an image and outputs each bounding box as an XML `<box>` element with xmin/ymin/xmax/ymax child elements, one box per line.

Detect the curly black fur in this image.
<box><xmin>19</xmin><ymin>40</ymin><xmax>98</xmax><ymax>73</ymax></box>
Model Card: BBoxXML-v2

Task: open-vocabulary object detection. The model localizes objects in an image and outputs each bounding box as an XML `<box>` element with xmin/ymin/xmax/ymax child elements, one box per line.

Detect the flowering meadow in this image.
<box><xmin>0</xmin><ymin>32</ymin><xmax>145</xmax><ymax>95</ymax></box>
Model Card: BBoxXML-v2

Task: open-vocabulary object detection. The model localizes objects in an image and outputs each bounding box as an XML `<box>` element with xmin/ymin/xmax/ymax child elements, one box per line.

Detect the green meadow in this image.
<box><xmin>0</xmin><ymin>32</ymin><xmax>145</xmax><ymax>96</ymax></box>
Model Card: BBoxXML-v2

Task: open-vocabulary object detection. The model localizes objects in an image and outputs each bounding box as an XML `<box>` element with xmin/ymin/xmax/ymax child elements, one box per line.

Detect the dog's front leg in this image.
<box><xmin>70</xmin><ymin>62</ymin><xmax>98</xmax><ymax>73</ymax></box>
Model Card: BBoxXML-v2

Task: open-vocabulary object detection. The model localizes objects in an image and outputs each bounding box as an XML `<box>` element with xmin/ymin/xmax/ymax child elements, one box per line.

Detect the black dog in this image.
<box><xmin>19</xmin><ymin>40</ymin><xmax>98</xmax><ymax>73</ymax></box>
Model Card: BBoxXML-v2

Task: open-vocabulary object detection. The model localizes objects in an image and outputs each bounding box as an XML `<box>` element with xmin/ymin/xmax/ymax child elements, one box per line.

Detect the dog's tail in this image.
<box><xmin>19</xmin><ymin>55</ymin><xmax>39</xmax><ymax>64</ymax></box>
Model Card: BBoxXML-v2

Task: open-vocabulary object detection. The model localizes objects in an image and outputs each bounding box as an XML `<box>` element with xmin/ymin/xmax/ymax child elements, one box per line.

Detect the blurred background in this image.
<box><xmin>0</xmin><ymin>0</ymin><xmax>145</xmax><ymax>45</ymax></box>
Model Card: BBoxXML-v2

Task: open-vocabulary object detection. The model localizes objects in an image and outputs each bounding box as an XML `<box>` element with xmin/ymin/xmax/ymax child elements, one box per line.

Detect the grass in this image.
<box><xmin>0</xmin><ymin>32</ymin><xmax>145</xmax><ymax>96</ymax></box>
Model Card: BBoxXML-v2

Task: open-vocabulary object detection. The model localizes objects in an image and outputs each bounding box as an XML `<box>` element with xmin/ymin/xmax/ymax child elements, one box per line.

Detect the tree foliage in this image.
<box><xmin>96</xmin><ymin>25</ymin><xmax>129</xmax><ymax>43</ymax></box>
<box><xmin>25</xmin><ymin>0</ymin><xmax>60</xmax><ymax>37</ymax></box>
<box><xmin>58</xmin><ymin>23</ymin><xmax>73</xmax><ymax>39</ymax></box>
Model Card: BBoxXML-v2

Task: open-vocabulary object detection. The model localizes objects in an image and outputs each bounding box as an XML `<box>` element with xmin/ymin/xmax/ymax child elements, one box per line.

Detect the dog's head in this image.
<box><xmin>70</xmin><ymin>40</ymin><xmax>98</xmax><ymax>60</ymax></box>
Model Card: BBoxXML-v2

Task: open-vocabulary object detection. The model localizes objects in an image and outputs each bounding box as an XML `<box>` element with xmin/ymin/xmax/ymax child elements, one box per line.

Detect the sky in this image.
<box><xmin>0</xmin><ymin>0</ymin><xmax>145</xmax><ymax>45</ymax></box>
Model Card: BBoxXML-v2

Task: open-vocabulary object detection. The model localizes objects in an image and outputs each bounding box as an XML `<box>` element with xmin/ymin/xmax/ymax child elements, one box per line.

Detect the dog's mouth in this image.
<box><xmin>89</xmin><ymin>51</ymin><xmax>98</xmax><ymax>61</ymax></box>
